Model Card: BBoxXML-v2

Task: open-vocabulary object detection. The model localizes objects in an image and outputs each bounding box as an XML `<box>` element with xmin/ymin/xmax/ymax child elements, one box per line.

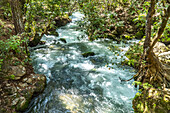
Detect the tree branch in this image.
<box><xmin>148</xmin><ymin>6</ymin><xmax>170</xmax><ymax>53</ymax></box>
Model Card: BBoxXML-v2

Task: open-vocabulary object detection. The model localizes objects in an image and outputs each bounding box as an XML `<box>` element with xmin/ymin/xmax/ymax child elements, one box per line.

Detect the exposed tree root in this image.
<box><xmin>138</xmin><ymin>52</ymin><xmax>170</xmax><ymax>88</ymax></box>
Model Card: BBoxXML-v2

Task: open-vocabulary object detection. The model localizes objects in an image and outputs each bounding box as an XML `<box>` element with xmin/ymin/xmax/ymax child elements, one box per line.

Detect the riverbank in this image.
<box><xmin>0</xmin><ymin>12</ymin><xmax>71</xmax><ymax>112</ymax></box>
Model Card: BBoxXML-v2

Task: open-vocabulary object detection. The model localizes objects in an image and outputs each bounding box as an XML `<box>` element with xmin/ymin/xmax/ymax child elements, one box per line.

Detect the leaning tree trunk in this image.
<box><xmin>137</xmin><ymin>0</ymin><xmax>170</xmax><ymax>88</ymax></box>
<box><xmin>132</xmin><ymin>1</ymin><xmax>170</xmax><ymax>112</ymax></box>
<box><xmin>8</xmin><ymin>0</ymin><xmax>24</xmax><ymax>34</ymax></box>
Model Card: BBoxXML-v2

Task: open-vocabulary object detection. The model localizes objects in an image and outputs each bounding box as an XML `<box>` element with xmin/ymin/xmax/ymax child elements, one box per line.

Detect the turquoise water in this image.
<box><xmin>26</xmin><ymin>12</ymin><xmax>137</xmax><ymax>113</ymax></box>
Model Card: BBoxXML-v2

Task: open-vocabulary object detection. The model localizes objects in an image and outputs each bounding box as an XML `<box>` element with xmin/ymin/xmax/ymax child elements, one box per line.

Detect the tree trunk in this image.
<box><xmin>148</xmin><ymin>6</ymin><xmax>170</xmax><ymax>53</ymax></box>
<box><xmin>137</xmin><ymin>0</ymin><xmax>170</xmax><ymax>88</ymax></box>
<box><xmin>8</xmin><ymin>0</ymin><xmax>24</xmax><ymax>34</ymax></box>
<box><xmin>133</xmin><ymin>2</ymin><xmax>170</xmax><ymax>112</ymax></box>
<box><xmin>143</xmin><ymin>0</ymin><xmax>155</xmax><ymax>52</ymax></box>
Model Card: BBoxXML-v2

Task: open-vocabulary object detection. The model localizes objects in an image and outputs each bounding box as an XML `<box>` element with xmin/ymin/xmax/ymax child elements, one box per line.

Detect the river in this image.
<box><xmin>25</xmin><ymin>12</ymin><xmax>138</xmax><ymax>113</ymax></box>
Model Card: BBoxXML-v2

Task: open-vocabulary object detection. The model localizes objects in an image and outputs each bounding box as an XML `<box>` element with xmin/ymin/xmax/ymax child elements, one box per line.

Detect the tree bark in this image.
<box><xmin>8</xmin><ymin>0</ymin><xmax>24</xmax><ymax>34</ymax></box>
<box><xmin>148</xmin><ymin>6</ymin><xmax>170</xmax><ymax>53</ymax></box>
<box><xmin>133</xmin><ymin>1</ymin><xmax>170</xmax><ymax>112</ymax></box>
<box><xmin>138</xmin><ymin>0</ymin><xmax>170</xmax><ymax>87</ymax></box>
<box><xmin>143</xmin><ymin>0</ymin><xmax>155</xmax><ymax>51</ymax></box>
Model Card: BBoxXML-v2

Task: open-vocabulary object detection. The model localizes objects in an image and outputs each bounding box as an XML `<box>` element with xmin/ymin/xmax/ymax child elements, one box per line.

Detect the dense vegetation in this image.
<box><xmin>0</xmin><ymin>0</ymin><xmax>169</xmax><ymax>112</ymax></box>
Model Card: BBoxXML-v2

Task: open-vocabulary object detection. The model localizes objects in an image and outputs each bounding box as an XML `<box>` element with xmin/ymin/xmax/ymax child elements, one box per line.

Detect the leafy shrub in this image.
<box><xmin>123</xmin><ymin>42</ymin><xmax>143</xmax><ymax>68</ymax></box>
<box><xmin>0</xmin><ymin>35</ymin><xmax>28</xmax><ymax>71</ymax></box>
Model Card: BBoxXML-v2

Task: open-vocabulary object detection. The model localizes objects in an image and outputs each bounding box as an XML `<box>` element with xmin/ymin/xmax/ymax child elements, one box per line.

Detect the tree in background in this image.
<box><xmin>8</xmin><ymin>0</ymin><xmax>24</xmax><ymax>34</ymax></box>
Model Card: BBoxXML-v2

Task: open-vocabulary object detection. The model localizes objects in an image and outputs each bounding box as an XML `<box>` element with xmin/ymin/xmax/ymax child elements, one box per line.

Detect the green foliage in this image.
<box><xmin>78</xmin><ymin>1</ymin><xmax>108</xmax><ymax>40</ymax></box>
<box><xmin>0</xmin><ymin>35</ymin><xmax>28</xmax><ymax>69</ymax></box>
<box><xmin>10</xmin><ymin>74</ymin><xmax>15</xmax><ymax>79</ymax></box>
<box><xmin>24</xmin><ymin>0</ymin><xmax>74</xmax><ymax>37</ymax></box>
<box><xmin>0</xmin><ymin>59</ymin><xmax>3</xmax><ymax>71</ymax></box>
<box><xmin>0</xmin><ymin>20</ymin><xmax>5</xmax><ymax>36</ymax></box>
<box><xmin>154</xmin><ymin>1</ymin><xmax>170</xmax><ymax>43</ymax></box>
<box><xmin>0</xmin><ymin>20</ymin><xmax>13</xmax><ymax>37</ymax></box>
<box><xmin>0</xmin><ymin>36</ymin><xmax>24</xmax><ymax>55</ymax></box>
<box><xmin>132</xmin><ymin>81</ymin><xmax>142</xmax><ymax>86</ymax></box>
<box><xmin>77</xmin><ymin>0</ymin><xmax>147</xmax><ymax>41</ymax></box>
<box><xmin>143</xmin><ymin>83</ymin><xmax>153</xmax><ymax>89</ymax></box>
<box><xmin>0</xmin><ymin>0</ymin><xmax>12</xmax><ymax>20</ymax></box>
<box><xmin>133</xmin><ymin>92</ymin><xmax>141</xmax><ymax>100</ymax></box>
<box><xmin>122</xmin><ymin>35</ymin><xmax>134</xmax><ymax>40</ymax></box>
<box><xmin>123</xmin><ymin>42</ymin><xmax>143</xmax><ymax>67</ymax></box>
<box><xmin>133</xmin><ymin>81</ymin><xmax>153</xmax><ymax>89</ymax></box>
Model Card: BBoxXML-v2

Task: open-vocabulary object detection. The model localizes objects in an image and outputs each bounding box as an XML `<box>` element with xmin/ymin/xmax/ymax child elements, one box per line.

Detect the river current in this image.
<box><xmin>25</xmin><ymin>12</ymin><xmax>138</xmax><ymax>113</ymax></box>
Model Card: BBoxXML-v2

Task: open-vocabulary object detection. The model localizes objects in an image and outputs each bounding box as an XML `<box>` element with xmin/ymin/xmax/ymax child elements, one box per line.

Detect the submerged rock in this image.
<box><xmin>59</xmin><ymin>38</ymin><xmax>67</xmax><ymax>43</ymax></box>
<box><xmin>82</xmin><ymin>52</ymin><xmax>95</xmax><ymax>57</ymax></box>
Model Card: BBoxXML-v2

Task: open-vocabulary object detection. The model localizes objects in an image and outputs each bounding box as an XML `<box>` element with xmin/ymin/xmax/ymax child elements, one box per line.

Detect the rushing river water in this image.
<box><xmin>25</xmin><ymin>12</ymin><xmax>138</xmax><ymax>113</ymax></box>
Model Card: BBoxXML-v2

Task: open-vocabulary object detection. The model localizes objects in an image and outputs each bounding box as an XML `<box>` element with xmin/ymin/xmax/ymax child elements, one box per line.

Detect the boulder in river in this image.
<box><xmin>82</xmin><ymin>52</ymin><xmax>95</xmax><ymax>57</ymax></box>
<box><xmin>59</xmin><ymin>38</ymin><xmax>67</xmax><ymax>43</ymax></box>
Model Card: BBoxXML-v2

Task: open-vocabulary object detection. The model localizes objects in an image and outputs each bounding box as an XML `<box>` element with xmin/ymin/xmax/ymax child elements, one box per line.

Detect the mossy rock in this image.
<box><xmin>82</xmin><ymin>52</ymin><xmax>95</xmax><ymax>57</ymax></box>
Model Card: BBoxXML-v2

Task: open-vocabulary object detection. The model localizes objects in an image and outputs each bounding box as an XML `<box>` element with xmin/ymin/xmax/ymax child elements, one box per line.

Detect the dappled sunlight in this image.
<box><xmin>58</xmin><ymin>91</ymin><xmax>117</xmax><ymax>113</ymax></box>
<box><xmin>58</xmin><ymin>93</ymin><xmax>84</xmax><ymax>113</ymax></box>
